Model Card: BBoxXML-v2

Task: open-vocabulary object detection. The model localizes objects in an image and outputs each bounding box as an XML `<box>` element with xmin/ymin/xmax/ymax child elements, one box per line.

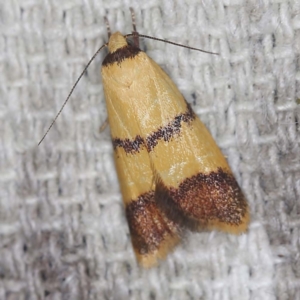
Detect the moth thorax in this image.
<box><xmin>108</xmin><ymin>32</ymin><xmax>128</xmax><ymax>53</ymax></box>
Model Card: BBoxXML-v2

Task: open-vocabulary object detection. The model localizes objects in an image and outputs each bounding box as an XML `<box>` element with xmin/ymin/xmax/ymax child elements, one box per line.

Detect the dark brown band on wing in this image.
<box><xmin>146</xmin><ymin>103</ymin><xmax>195</xmax><ymax>151</ymax></box>
<box><xmin>112</xmin><ymin>135</ymin><xmax>144</xmax><ymax>154</ymax></box>
<box><xmin>155</xmin><ymin>168</ymin><xmax>248</xmax><ymax>230</ymax></box>
<box><xmin>102</xmin><ymin>44</ymin><xmax>141</xmax><ymax>66</ymax></box>
<box><xmin>125</xmin><ymin>191</ymin><xmax>179</xmax><ymax>255</ymax></box>
<box><xmin>112</xmin><ymin>103</ymin><xmax>195</xmax><ymax>154</ymax></box>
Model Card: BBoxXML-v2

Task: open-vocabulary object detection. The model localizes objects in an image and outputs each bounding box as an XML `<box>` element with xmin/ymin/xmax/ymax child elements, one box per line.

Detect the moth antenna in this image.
<box><xmin>38</xmin><ymin>43</ymin><xmax>107</xmax><ymax>145</ymax></box>
<box><xmin>104</xmin><ymin>16</ymin><xmax>111</xmax><ymax>38</ymax></box>
<box><xmin>125</xmin><ymin>33</ymin><xmax>219</xmax><ymax>55</ymax></box>
<box><xmin>129</xmin><ymin>7</ymin><xmax>139</xmax><ymax>47</ymax></box>
<box><xmin>129</xmin><ymin>7</ymin><xmax>137</xmax><ymax>33</ymax></box>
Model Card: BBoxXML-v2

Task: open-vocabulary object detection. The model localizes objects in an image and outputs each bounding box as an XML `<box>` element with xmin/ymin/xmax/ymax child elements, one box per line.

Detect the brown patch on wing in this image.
<box><xmin>112</xmin><ymin>135</ymin><xmax>144</xmax><ymax>154</ymax></box>
<box><xmin>112</xmin><ymin>103</ymin><xmax>195</xmax><ymax>155</ymax></box>
<box><xmin>146</xmin><ymin>103</ymin><xmax>195</xmax><ymax>151</ymax></box>
<box><xmin>126</xmin><ymin>191</ymin><xmax>180</xmax><ymax>268</ymax></box>
<box><xmin>102</xmin><ymin>45</ymin><xmax>141</xmax><ymax>66</ymax></box>
<box><xmin>155</xmin><ymin>168</ymin><xmax>249</xmax><ymax>233</ymax></box>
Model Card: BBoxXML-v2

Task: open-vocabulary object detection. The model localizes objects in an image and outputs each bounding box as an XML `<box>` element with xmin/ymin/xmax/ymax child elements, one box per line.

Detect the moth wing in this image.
<box><xmin>119</xmin><ymin>52</ymin><xmax>250</xmax><ymax>233</ymax></box>
<box><xmin>102</xmin><ymin>51</ymin><xmax>181</xmax><ymax>267</ymax></box>
<box><xmin>113</xmin><ymin>144</ymin><xmax>181</xmax><ymax>268</ymax></box>
<box><xmin>151</xmin><ymin>115</ymin><xmax>249</xmax><ymax>234</ymax></box>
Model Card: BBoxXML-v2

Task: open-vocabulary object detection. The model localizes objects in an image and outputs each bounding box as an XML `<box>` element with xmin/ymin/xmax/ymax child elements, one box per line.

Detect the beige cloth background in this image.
<box><xmin>1</xmin><ymin>0</ymin><xmax>299</xmax><ymax>299</ymax></box>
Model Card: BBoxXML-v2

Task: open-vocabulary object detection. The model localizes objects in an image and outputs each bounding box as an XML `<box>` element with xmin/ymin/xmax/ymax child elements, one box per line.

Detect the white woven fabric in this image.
<box><xmin>1</xmin><ymin>0</ymin><xmax>299</xmax><ymax>299</ymax></box>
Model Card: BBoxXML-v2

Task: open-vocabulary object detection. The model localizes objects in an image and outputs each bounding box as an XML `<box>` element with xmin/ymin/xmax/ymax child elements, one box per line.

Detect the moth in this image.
<box><xmin>101</xmin><ymin>14</ymin><xmax>249</xmax><ymax>267</ymax></box>
<box><xmin>40</xmin><ymin>9</ymin><xmax>249</xmax><ymax>268</ymax></box>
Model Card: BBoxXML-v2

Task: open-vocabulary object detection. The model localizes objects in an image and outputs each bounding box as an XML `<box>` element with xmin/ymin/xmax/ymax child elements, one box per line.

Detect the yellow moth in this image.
<box><xmin>40</xmin><ymin>10</ymin><xmax>250</xmax><ymax>268</ymax></box>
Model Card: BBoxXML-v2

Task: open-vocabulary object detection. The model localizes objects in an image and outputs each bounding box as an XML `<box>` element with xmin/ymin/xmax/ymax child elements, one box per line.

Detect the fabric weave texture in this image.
<box><xmin>0</xmin><ymin>1</ymin><xmax>299</xmax><ymax>299</ymax></box>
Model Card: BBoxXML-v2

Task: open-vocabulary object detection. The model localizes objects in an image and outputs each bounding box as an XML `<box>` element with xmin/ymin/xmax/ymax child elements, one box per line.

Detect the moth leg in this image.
<box><xmin>99</xmin><ymin>117</ymin><xmax>109</xmax><ymax>132</ymax></box>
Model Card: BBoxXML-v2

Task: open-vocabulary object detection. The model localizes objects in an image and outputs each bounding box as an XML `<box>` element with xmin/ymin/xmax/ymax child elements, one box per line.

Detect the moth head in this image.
<box><xmin>108</xmin><ymin>32</ymin><xmax>128</xmax><ymax>53</ymax></box>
